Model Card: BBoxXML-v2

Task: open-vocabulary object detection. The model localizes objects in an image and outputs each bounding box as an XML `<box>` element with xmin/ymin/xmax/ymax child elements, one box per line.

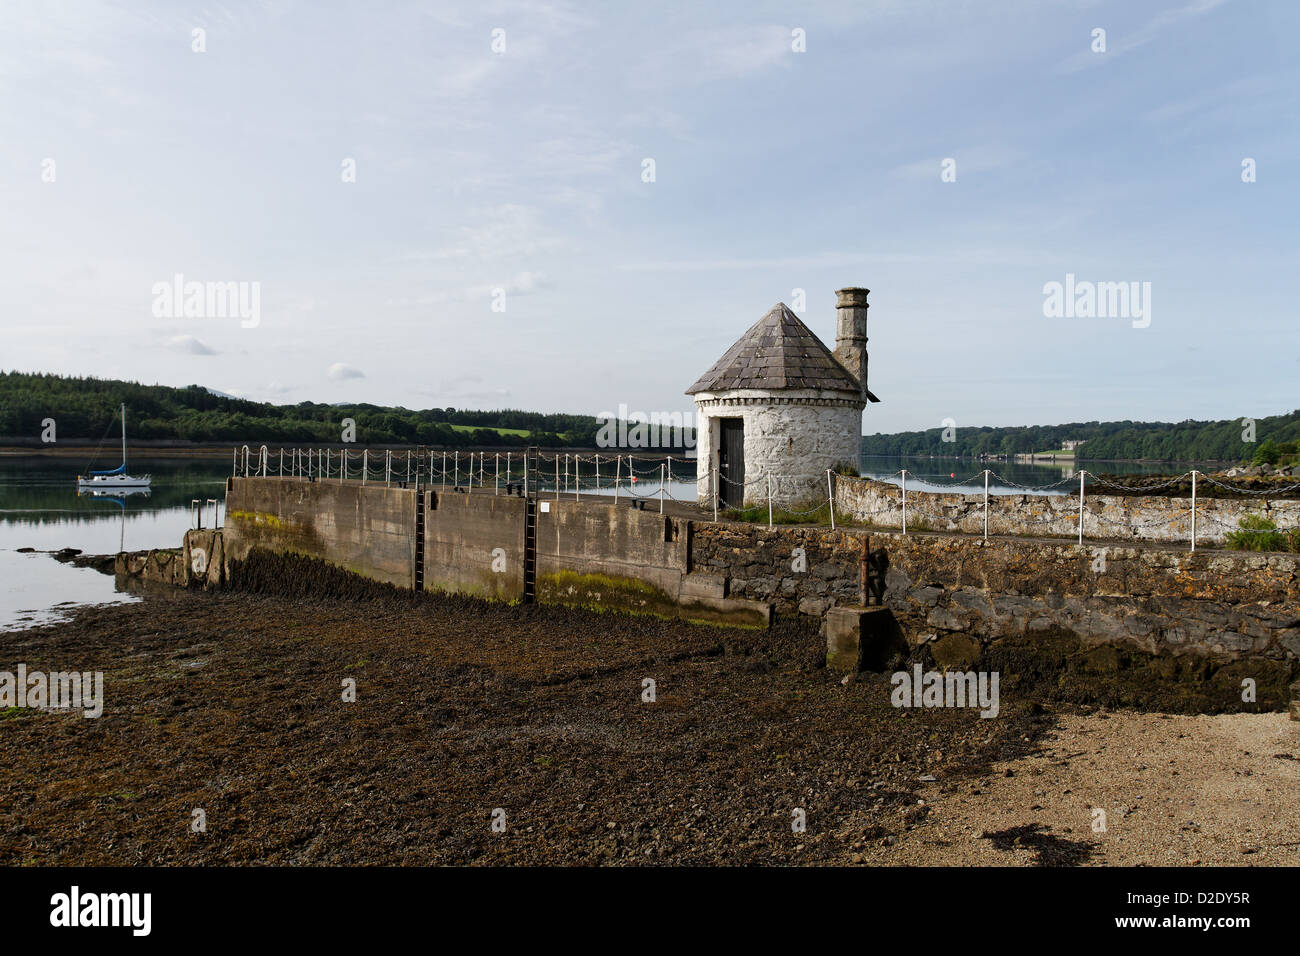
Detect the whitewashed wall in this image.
<box><xmin>693</xmin><ymin>388</ymin><xmax>863</xmax><ymax>506</ymax></box>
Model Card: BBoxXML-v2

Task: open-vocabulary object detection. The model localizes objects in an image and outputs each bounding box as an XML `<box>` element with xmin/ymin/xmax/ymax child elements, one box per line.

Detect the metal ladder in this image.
<box><xmin>522</xmin><ymin>446</ymin><xmax>539</xmax><ymax>604</ymax></box>
<box><xmin>414</xmin><ymin>488</ymin><xmax>426</xmax><ymax>592</ymax></box>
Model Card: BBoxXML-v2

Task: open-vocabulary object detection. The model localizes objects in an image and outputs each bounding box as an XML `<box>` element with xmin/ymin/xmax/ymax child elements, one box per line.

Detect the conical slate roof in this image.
<box><xmin>685</xmin><ymin>303</ymin><xmax>861</xmax><ymax>395</ymax></box>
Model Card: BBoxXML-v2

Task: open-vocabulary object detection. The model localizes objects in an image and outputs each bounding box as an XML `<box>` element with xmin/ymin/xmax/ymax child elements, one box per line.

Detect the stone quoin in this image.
<box><xmin>686</xmin><ymin>288</ymin><xmax>880</xmax><ymax>509</ymax></box>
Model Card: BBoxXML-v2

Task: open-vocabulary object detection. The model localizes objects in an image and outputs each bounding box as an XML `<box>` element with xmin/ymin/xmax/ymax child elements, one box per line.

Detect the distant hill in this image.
<box><xmin>862</xmin><ymin>412</ymin><xmax>1300</xmax><ymax>463</ymax></box>
<box><xmin>0</xmin><ymin>371</ymin><xmax>681</xmax><ymax>449</ymax></box>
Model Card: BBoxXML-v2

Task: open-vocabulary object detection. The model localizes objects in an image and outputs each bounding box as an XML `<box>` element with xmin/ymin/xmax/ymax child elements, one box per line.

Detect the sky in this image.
<box><xmin>1</xmin><ymin>0</ymin><xmax>1297</xmax><ymax>435</ymax></box>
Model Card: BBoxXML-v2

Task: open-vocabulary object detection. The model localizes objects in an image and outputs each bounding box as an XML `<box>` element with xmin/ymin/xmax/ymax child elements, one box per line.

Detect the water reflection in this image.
<box><xmin>0</xmin><ymin>457</ymin><xmax>229</xmax><ymax>631</ymax></box>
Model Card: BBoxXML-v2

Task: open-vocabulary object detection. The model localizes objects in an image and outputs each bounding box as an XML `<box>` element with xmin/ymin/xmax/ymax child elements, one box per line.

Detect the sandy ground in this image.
<box><xmin>868</xmin><ymin>711</ymin><xmax>1300</xmax><ymax>866</ymax></box>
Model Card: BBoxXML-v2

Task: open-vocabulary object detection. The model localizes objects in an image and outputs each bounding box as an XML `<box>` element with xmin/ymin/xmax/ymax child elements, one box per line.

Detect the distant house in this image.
<box><xmin>1061</xmin><ymin>440</ymin><xmax>1085</xmax><ymax>451</ymax></box>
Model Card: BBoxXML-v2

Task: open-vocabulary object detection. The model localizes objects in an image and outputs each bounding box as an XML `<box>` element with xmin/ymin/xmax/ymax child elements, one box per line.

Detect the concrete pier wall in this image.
<box><xmin>223</xmin><ymin>477</ymin><xmax>416</xmax><ymax>589</ymax></box>
<box><xmin>209</xmin><ymin>477</ymin><xmax>1300</xmax><ymax>681</ymax></box>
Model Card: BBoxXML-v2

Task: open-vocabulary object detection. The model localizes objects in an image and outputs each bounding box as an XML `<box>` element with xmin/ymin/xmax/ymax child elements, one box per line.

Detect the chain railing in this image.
<box><xmin>230</xmin><ymin>452</ymin><xmax>1300</xmax><ymax>549</ymax></box>
<box><xmin>840</xmin><ymin>468</ymin><xmax>1300</xmax><ymax>551</ymax></box>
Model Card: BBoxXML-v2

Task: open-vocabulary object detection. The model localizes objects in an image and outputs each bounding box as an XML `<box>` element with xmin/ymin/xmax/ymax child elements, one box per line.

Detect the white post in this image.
<box><xmin>555</xmin><ymin>456</ymin><xmax>560</xmax><ymax>502</ymax></box>
<box><xmin>495</xmin><ymin>454</ymin><xmax>500</xmax><ymax>495</ymax></box>
<box><xmin>594</xmin><ymin>455</ymin><xmax>600</xmax><ymax>493</ymax></box>
<box><xmin>279</xmin><ymin>448</ymin><xmax>283</xmax><ymax>477</ymax></box>
<box><xmin>983</xmin><ymin>469</ymin><xmax>990</xmax><ymax>541</ymax></box>
<box><xmin>479</xmin><ymin>452</ymin><xmax>484</xmax><ymax>488</ymax></box>
<box><xmin>564</xmin><ymin>454</ymin><xmax>569</xmax><ymax>496</ymax></box>
<box><xmin>406</xmin><ymin>450</ymin><xmax>411</xmax><ymax>484</ymax></box>
<box><xmin>386</xmin><ymin>450</ymin><xmax>391</xmax><ymax>487</ymax></box>
<box><xmin>659</xmin><ymin>463</ymin><xmax>665</xmax><ymax>514</ymax></box>
<box><xmin>767</xmin><ymin>473</ymin><xmax>773</xmax><ymax>528</ymax></box>
<box><xmin>442</xmin><ymin>451</ymin><xmax>447</xmax><ymax>489</ymax></box>
<box><xmin>468</xmin><ymin>452</ymin><xmax>474</xmax><ymax>491</ymax></box>
<box><xmin>363</xmin><ymin>449</ymin><xmax>368</xmax><ymax>485</ymax></box>
<box><xmin>1078</xmin><ymin>470</ymin><xmax>1086</xmax><ymax>546</ymax></box>
<box><xmin>712</xmin><ymin>468</ymin><xmax>719</xmax><ymax>522</ymax></box>
<box><xmin>1190</xmin><ymin>470</ymin><xmax>1197</xmax><ymax>552</ymax></box>
<box><xmin>614</xmin><ymin>455</ymin><xmax>621</xmax><ymax>503</ymax></box>
<box><xmin>575</xmin><ymin>454</ymin><xmax>581</xmax><ymax>502</ymax></box>
<box><xmin>827</xmin><ymin>469</ymin><xmax>835</xmax><ymax>531</ymax></box>
<box><xmin>506</xmin><ymin>452</ymin><xmax>511</xmax><ymax>490</ymax></box>
<box><xmin>901</xmin><ymin>469</ymin><xmax>907</xmax><ymax>534</ymax></box>
<box><xmin>454</xmin><ymin>451</ymin><xmax>459</xmax><ymax>487</ymax></box>
<box><xmin>232</xmin><ymin>447</ymin><xmax>237</xmax><ymax>476</ymax></box>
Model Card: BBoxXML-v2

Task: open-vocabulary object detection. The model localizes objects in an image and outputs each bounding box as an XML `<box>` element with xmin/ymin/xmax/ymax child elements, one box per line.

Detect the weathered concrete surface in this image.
<box><xmin>825</xmin><ymin>606</ymin><xmax>908</xmax><ymax>672</ymax></box>
<box><xmin>424</xmin><ymin>490</ymin><xmax>524</xmax><ymax>601</ymax></box>
<box><xmin>835</xmin><ymin>475</ymin><xmax>1300</xmax><ymax>546</ymax></box>
<box><xmin>223</xmin><ymin>477</ymin><xmax>416</xmax><ymax>589</ymax></box>
<box><xmin>183</xmin><ymin>529</ymin><xmax>224</xmax><ymax>589</ymax></box>
<box><xmin>115</xmin><ymin>549</ymin><xmax>185</xmax><ymax>588</ymax></box>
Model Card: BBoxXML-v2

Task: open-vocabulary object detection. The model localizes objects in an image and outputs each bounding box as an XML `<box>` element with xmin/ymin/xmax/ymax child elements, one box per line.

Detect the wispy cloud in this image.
<box><xmin>1057</xmin><ymin>0</ymin><xmax>1231</xmax><ymax>73</ymax></box>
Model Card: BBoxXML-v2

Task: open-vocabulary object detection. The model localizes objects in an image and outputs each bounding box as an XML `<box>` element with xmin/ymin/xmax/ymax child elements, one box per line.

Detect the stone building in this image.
<box><xmin>686</xmin><ymin>287</ymin><xmax>880</xmax><ymax>508</ymax></box>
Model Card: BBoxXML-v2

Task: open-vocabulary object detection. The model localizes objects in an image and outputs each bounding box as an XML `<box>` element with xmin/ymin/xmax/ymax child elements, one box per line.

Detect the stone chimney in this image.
<box><xmin>834</xmin><ymin>287</ymin><xmax>874</xmax><ymax>404</ymax></box>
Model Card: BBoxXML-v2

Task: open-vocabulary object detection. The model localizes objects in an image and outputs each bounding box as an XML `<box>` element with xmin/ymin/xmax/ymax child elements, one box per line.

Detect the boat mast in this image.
<box><xmin>121</xmin><ymin>402</ymin><xmax>127</xmax><ymax>469</ymax></box>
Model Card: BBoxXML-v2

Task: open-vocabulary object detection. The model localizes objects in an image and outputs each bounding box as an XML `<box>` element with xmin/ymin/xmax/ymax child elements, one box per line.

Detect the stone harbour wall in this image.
<box><xmin>690</xmin><ymin>523</ymin><xmax>1300</xmax><ymax>664</ymax></box>
<box><xmin>834</xmin><ymin>476</ymin><xmax>1300</xmax><ymax>546</ymax></box>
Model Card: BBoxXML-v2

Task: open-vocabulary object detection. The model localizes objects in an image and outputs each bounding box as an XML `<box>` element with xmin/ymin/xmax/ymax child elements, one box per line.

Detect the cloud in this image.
<box><xmin>405</xmin><ymin>204</ymin><xmax>564</xmax><ymax>263</ymax></box>
<box><xmin>166</xmin><ymin>334</ymin><xmax>217</xmax><ymax>355</ymax></box>
<box><xmin>637</xmin><ymin>24</ymin><xmax>794</xmax><ymax>87</ymax></box>
<box><xmin>326</xmin><ymin>362</ymin><xmax>365</xmax><ymax>381</ymax></box>
<box><xmin>1057</xmin><ymin>0</ymin><xmax>1230</xmax><ymax>73</ymax></box>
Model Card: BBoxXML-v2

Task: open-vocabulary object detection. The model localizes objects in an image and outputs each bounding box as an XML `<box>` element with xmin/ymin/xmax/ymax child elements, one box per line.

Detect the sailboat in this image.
<box><xmin>77</xmin><ymin>403</ymin><xmax>152</xmax><ymax>490</ymax></box>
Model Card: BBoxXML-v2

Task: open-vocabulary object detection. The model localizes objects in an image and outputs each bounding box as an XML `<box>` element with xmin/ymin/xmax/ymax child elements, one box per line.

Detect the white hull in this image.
<box><xmin>78</xmin><ymin>475</ymin><xmax>152</xmax><ymax>489</ymax></box>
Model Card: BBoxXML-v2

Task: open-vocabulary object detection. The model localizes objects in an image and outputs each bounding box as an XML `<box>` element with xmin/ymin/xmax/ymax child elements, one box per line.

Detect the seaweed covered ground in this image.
<box><xmin>2</xmin><ymin>583</ymin><xmax>1051</xmax><ymax>865</ymax></box>
<box><xmin>2</xmin><ymin>579</ymin><xmax>1296</xmax><ymax>866</ymax></box>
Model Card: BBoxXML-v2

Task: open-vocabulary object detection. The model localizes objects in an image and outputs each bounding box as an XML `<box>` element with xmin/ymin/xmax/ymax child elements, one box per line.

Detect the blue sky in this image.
<box><xmin>2</xmin><ymin>0</ymin><xmax>1296</xmax><ymax>434</ymax></box>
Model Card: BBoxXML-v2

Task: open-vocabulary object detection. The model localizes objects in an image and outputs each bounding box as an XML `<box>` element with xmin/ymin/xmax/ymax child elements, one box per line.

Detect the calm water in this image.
<box><xmin>0</xmin><ymin>457</ymin><xmax>229</xmax><ymax>630</ymax></box>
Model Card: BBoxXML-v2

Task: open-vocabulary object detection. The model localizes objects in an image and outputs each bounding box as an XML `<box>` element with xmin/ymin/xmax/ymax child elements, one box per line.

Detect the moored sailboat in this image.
<box><xmin>77</xmin><ymin>403</ymin><xmax>152</xmax><ymax>490</ymax></box>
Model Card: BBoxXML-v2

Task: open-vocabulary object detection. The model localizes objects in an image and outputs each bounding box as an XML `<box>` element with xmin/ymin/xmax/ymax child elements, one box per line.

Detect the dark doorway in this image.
<box><xmin>717</xmin><ymin>418</ymin><xmax>745</xmax><ymax>508</ymax></box>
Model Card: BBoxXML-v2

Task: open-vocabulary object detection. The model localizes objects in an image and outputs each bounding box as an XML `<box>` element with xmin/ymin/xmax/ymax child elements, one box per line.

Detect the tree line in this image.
<box><xmin>862</xmin><ymin>412</ymin><xmax>1300</xmax><ymax>463</ymax></box>
<box><xmin>0</xmin><ymin>371</ymin><xmax>665</xmax><ymax>448</ymax></box>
